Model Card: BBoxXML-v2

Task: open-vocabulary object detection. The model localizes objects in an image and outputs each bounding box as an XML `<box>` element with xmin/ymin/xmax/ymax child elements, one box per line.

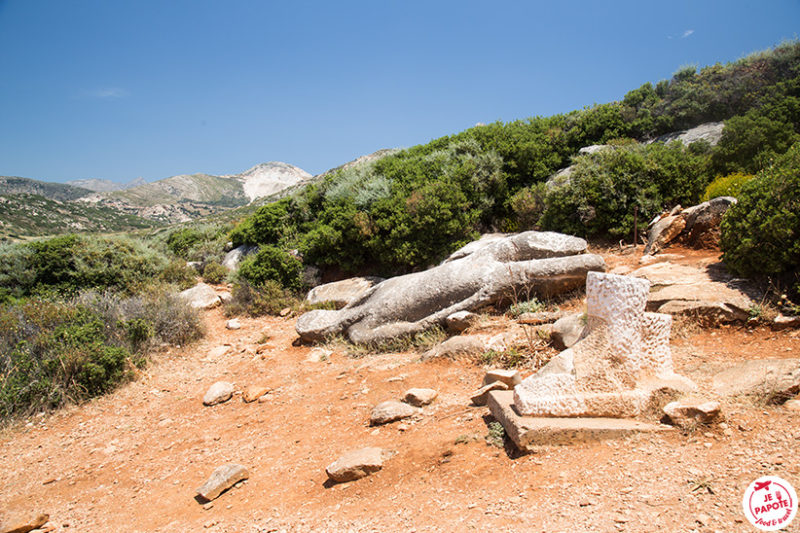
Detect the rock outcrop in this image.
<box><xmin>222</xmin><ymin>245</ymin><xmax>257</xmax><ymax>272</ymax></box>
<box><xmin>180</xmin><ymin>283</ymin><xmax>222</xmax><ymax>310</ymax></box>
<box><xmin>305</xmin><ymin>276</ymin><xmax>384</xmax><ymax>309</ymax></box>
<box><xmin>644</xmin><ymin>197</ymin><xmax>736</xmax><ymax>254</ymax></box>
<box><xmin>296</xmin><ymin>231</ymin><xmax>605</xmax><ymax>345</ymax></box>
<box><xmin>514</xmin><ymin>272</ymin><xmax>696</xmax><ymax>418</ymax></box>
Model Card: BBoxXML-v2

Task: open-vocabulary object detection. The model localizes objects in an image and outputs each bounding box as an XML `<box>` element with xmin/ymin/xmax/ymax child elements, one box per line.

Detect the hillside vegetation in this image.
<box><xmin>0</xmin><ymin>176</ymin><xmax>91</xmax><ymax>201</ymax></box>
<box><xmin>228</xmin><ymin>42</ymin><xmax>800</xmax><ymax>292</ymax></box>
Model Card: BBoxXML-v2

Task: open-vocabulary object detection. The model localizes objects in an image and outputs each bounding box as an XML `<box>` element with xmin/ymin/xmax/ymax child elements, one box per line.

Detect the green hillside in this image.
<box><xmin>0</xmin><ymin>176</ymin><xmax>91</xmax><ymax>202</ymax></box>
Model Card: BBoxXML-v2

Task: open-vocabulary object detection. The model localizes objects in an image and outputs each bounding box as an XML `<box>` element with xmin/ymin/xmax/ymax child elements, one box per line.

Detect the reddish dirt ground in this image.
<box><xmin>2</xmin><ymin>246</ymin><xmax>799</xmax><ymax>532</ymax></box>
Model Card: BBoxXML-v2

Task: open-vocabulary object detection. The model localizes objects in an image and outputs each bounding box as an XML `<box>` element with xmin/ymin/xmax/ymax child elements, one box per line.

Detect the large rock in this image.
<box><xmin>1</xmin><ymin>514</ymin><xmax>49</xmax><ymax>533</ymax></box>
<box><xmin>222</xmin><ymin>245</ymin><xmax>257</xmax><ymax>272</ymax></box>
<box><xmin>305</xmin><ymin>276</ymin><xmax>384</xmax><ymax>309</ymax></box>
<box><xmin>651</xmin><ymin>122</ymin><xmax>725</xmax><ymax>147</ymax></box>
<box><xmin>644</xmin><ymin>197</ymin><xmax>736</xmax><ymax>254</ymax></box>
<box><xmin>422</xmin><ymin>335</ymin><xmax>488</xmax><ymax>359</ymax></box>
<box><xmin>647</xmin><ymin>282</ymin><xmax>752</xmax><ymax>322</ymax></box>
<box><xmin>514</xmin><ymin>272</ymin><xmax>696</xmax><ymax>418</ymax></box>
<box><xmin>180</xmin><ymin>283</ymin><xmax>221</xmax><ymax>310</ymax></box>
<box><xmin>196</xmin><ymin>464</ymin><xmax>249</xmax><ymax>502</ymax></box>
<box><xmin>712</xmin><ymin>359</ymin><xmax>800</xmax><ymax>399</ymax></box>
<box><xmin>444</xmin><ymin>310</ymin><xmax>478</xmax><ymax>333</ymax></box>
<box><xmin>370</xmin><ymin>400</ymin><xmax>418</xmax><ymax>425</ymax></box>
<box><xmin>325</xmin><ymin>447</ymin><xmax>386</xmax><ymax>483</ymax></box>
<box><xmin>550</xmin><ymin>313</ymin><xmax>587</xmax><ymax>350</ymax></box>
<box><xmin>203</xmin><ymin>381</ymin><xmax>234</xmax><ymax>406</ymax></box>
<box><xmin>296</xmin><ymin>231</ymin><xmax>605</xmax><ymax>345</ymax></box>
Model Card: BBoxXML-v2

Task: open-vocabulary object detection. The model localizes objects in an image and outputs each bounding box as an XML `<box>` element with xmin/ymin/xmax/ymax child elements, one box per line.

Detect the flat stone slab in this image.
<box><xmin>487</xmin><ymin>391</ymin><xmax>673</xmax><ymax>451</ymax></box>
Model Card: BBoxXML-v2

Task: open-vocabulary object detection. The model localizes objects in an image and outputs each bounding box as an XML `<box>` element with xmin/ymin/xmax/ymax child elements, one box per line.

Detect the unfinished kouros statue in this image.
<box><xmin>514</xmin><ymin>272</ymin><xmax>696</xmax><ymax>418</ymax></box>
<box><xmin>296</xmin><ymin>231</ymin><xmax>606</xmax><ymax>345</ymax></box>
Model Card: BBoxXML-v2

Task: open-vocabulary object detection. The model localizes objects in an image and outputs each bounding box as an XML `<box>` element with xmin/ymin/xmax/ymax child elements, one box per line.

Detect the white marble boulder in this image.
<box><xmin>296</xmin><ymin>231</ymin><xmax>606</xmax><ymax>345</ymax></box>
<box><xmin>514</xmin><ymin>272</ymin><xmax>696</xmax><ymax>418</ymax></box>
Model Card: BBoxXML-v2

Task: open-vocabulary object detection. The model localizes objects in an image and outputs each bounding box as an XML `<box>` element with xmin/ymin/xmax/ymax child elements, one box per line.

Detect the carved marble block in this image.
<box><xmin>514</xmin><ymin>272</ymin><xmax>696</xmax><ymax>417</ymax></box>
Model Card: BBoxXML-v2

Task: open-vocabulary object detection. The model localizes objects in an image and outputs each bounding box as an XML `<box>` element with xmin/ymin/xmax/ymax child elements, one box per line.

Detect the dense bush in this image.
<box><xmin>720</xmin><ymin>142</ymin><xmax>800</xmax><ymax>294</ymax></box>
<box><xmin>159</xmin><ymin>259</ymin><xmax>197</xmax><ymax>290</ymax></box>
<box><xmin>0</xmin><ymin>234</ymin><xmax>168</xmax><ymax>299</ymax></box>
<box><xmin>540</xmin><ymin>141</ymin><xmax>711</xmax><ymax>239</ymax></box>
<box><xmin>702</xmin><ymin>172</ymin><xmax>755</xmax><ymax>201</ymax></box>
<box><xmin>225</xmin><ymin>279</ymin><xmax>298</xmax><ymax>317</ymax></box>
<box><xmin>163</xmin><ymin>223</ymin><xmax>231</xmax><ymax>264</ymax></box>
<box><xmin>237</xmin><ymin>245</ymin><xmax>304</xmax><ymax>292</ymax></box>
<box><xmin>202</xmin><ymin>261</ymin><xmax>228</xmax><ymax>284</ymax></box>
<box><xmin>0</xmin><ymin>289</ymin><xmax>202</xmax><ymax>419</ymax></box>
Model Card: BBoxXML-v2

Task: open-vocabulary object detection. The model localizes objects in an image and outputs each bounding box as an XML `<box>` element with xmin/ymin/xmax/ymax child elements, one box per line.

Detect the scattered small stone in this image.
<box><xmin>325</xmin><ymin>447</ymin><xmax>387</xmax><ymax>483</ymax></box>
<box><xmin>1</xmin><ymin>513</ymin><xmax>49</xmax><ymax>533</ymax></box>
<box><xmin>403</xmin><ymin>388</ymin><xmax>438</xmax><ymax>407</ymax></box>
<box><xmin>196</xmin><ymin>464</ymin><xmax>249</xmax><ymax>502</ymax></box>
<box><xmin>784</xmin><ymin>399</ymin><xmax>800</xmax><ymax>412</ymax></box>
<box><xmin>482</xmin><ymin>369</ymin><xmax>522</xmax><ymax>389</ymax></box>
<box><xmin>445</xmin><ymin>311</ymin><xmax>478</xmax><ymax>333</ymax></box>
<box><xmin>243</xmin><ymin>385</ymin><xmax>270</xmax><ymax>403</ymax></box>
<box><xmin>257</xmin><ymin>394</ymin><xmax>271</xmax><ymax>403</ymax></box>
<box><xmin>773</xmin><ymin>314</ymin><xmax>800</xmax><ymax>330</ymax></box>
<box><xmin>306</xmin><ymin>348</ymin><xmax>332</xmax><ymax>363</ymax></box>
<box><xmin>279</xmin><ymin>307</ymin><xmax>292</xmax><ymax>317</ymax></box>
<box><xmin>203</xmin><ymin>382</ymin><xmax>234</xmax><ymax>406</ymax></box>
<box><xmin>208</xmin><ymin>345</ymin><xmax>231</xmax><ymax>358</ymax></box>
<box><xmin>202</xmin><ymin>502</ymin><xmax>214</xmax><ymax>510</ymax></box>
<box><xmin>470</xmin><ymin>381</ymin><xmax>508</xmax><ymax>406</ymax></box>
<box><xmin>370</xmin><ymin>400</ymin><xmax>418</xmax><ymax>425</ymax></box>
<box><xmin>226</xmin><ymin>319</ymin><xmax>241</xmax><ymax>330</ymax></box>
<box><xmin>663</xmin><ymin>399</ymin><xmax>721</xmax><ymax>427</ymax></box>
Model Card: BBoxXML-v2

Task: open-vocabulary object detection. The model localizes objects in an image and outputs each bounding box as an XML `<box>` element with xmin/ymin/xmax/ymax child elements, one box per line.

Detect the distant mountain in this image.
<box><xmin>0</xmin><ymin>176</ymin><xmax>91</xmax><ymax>202</ymax></box>
<box><xmin>0</xmin><ymin>193</ymin><xmax>161</xmax><ymax>241</ymax></box>
<box><xmin>79</xmin><ymin>162</ymin><xmax>311</xmax><ymax>223</ymax></box>
<box><xmin>66</xmin><ymin>177</ymin><xmax>147</xmax><ymax>193</ymax></box>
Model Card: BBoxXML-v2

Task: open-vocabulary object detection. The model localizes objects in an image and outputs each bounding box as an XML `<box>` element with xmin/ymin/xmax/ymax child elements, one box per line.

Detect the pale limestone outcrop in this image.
<box><xmin>514</xmin><ymin>272</ymin><xmax>695</xmax><ymax>417</ymax></box>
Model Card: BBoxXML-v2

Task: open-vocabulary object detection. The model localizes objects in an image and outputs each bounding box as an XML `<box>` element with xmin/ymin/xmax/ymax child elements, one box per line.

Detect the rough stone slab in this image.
<box><xmin>482</xmin><ymin>369</ymin><xmax>522</xmax><ymax>389</ymax></box>
<box><xmin>712</xmin><ymin>359</ymin><xmax>800</xmax><ymax>398</ymax></box>
<box><xmin>243</xmin><ymin>385</ymin><xmax>270</xmax><ymax>403</ymax></box>
<box><xmin>663</xmin><ymin>399</ymin><xmax>721</xmax><ymax>427</ymax></box>
<box><xmin>196</xmin><ymin>464</ymin><xmax>249</xmax><ymax>502</ymax></box>
<box><xmin>488</xmin><ymin>391</ymin><xmax>672</xmax><ymax>450</ymax></box>
<box><xmin>326</xmin><ymin>447</ymin><xmax>386</xmax><ymax>483</ymax></box>
<box><xmin>1</xmin><ymin>514</ymin><xmax>49</xmax><ymax>533</ymax></box>
<box><xmin>550</xmin><ymin>313</ymin><xmax>586</xmax><ymax>350</ymax></box>
<box><xmin>305</xmin><ymin>276</ymin><xmax>384</xmax><ymax>309</ymax></box>
<box><xmin>370</xmin><ymin>400</ymin><xmax>418</xmax><ymax>425</ymax></box>
<box><xmin>403</xmin><ymin>388</ymin><xmax>438</xmax><ymax>407</ymax></box>
<box><xmin>470</xmin><ymin>381</ymin><xmax>508</xmax><ymax>406</ymax></box>
<box><xmin>445</xmin><ymin>310</ymin><xmax>478</xmax><ymax>333</ymax></box>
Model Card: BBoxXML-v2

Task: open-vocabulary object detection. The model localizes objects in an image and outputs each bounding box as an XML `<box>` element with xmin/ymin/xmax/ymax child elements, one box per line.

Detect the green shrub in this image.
<box><xmin>237</xmin><ymin>245</ymin><xmax>304</xmax><ymax>292</ymax></box>
<box><xmin>702</xmin><ymin>172</ymin><xmax>755</xmax><ymax>201</ymax></box>
<box><xmin>159</xmin><ymin>260</ymin><xmax>197</xmax><ymax>290</ymax></box>
<box><xmin>720</xmin><ymin>142</ymin><xmax>800</xmax><ymax>295</ymax></box>
<box><xmin>163</xmin><ymin>223</ymin><xmax>232</xmax><ymax>263</ymax></box>
<box><xmin>226</xmin><ymin>279</ymin><xmax>298</xmax><ymax>317</ymax></box>
<box><xmin>506</xmin><ymin>182</ymin><xmax>547</xmax><ymax>231</ymax></box>
<box><xmin>202</xmin><ymin>261</ymin><xmax>228</xmax><ymax>284</ymax></box>
<box><xmin>229</xmin><ymin>199</ymin><xmax>290</xmax><ymax>247</ymax></box>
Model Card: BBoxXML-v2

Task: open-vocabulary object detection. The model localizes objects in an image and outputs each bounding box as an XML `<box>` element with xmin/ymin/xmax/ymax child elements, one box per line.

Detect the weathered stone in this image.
<box><xmin>306</xmin><ymin>348</ymin><xmax>332</xmax><ymax>363</ymax></box>
<box><xmin>445</xmin><ymin>311</ymin><xmax>478</xmax><ymax>334</ymax></box>
<box><xmin>651</xmin><ymin>121</ymin><xmax>725</xmax><ymax>147</ymax></box>
<box><xmin>482</xmin><ymin>369</ymin><xmax>522</xmax><ymax>389</ymax></box>
<box><xmin>305</xmin><ymin>276</ymin><xmax>385</xmax><ymax>309</ymax></box>
<box><xmin>631</xmin><ymin>262</ymin><xmax>716</xmax><ymax>287</ymax></box>
<box><xmin>226</xmin><ymin>319</ymin><xmax>241</xmax><ymax>330</ymax></box>
<box><xmin>784</xmin><ymin>399</ymin><xmax>800</xmax><ymax>412</ymax></box>
<box><xmin>550</xmin><ymin>314</ymin><xmax>586</xmax><ymax>350</ymax></box>
<box><xmin>217</xmin><ymin>291</ymin><xmax>233</xmax><ymax>304</ymax></box>
<box><xmin>370</xmin><ymin>401</ymin><xmax>418</xmax><ymax>425</ymax></box>
<box><xmin>325</xmin><ymin>447</ymin><xmax>386</xmax><ymax>483</ymax></box>
<box><xmin>187</xmin><ymin>261</ymin><xmax>203</xmax><ymax>272</ymax></box>
<box><xmin>443</xmin><ymin>233</ymin><xmax>509</xmax><ymax>262</ymax></box>
<box><xmin>647</xmin><ymin>282</ymin><xmax>752</xmax><ymax>323</ymax></box>
<box><xmin>243</xmin><ymin>385</ymin><xmax>270</xmax><ymax>403</ymax></box>
<box><xmin>296</xmin><ymin>231</ymin><xmax>605</xmax><ymax>344</ymax></box>
<box><xmin>488</xmin><ymin>391</ymin><xmax>672</xmax><ymax>451</ymax></box>
<box><xmin>422</xmin><ymin>335</ymin><xmax>488</xmax><ymax>360</ymax></box>
<box><xmin>1</xmin><ymin>514</ymin><xmax>49</xmax><ymax>533</ymax></box>
<box><xmin>774</xmin><ymin>314</ymin><xmax>800</xmax><ymax>330</ymax></box>
<box><xmin>180</xmin><ymin>283</ymin><xmax>221</xmax><ymax>310</ymax></box>
<box><xmin>662</xmin><ymin>399</ymin><xmax>721</xmax><ymax>427</ymax></box>
<box><xmin>644</xmin><ymin>215</ymin><xmax>686</xmax><ymax>255</ymax></box>
<box><xmin>222</xmin><ymin>245</ymin><xmax>257</xmax><ymax>272</ymax></box>
<box><xmin>638</xmin><ymin>253</ymin><xmax>683</xmax><ymax>266</ymax></box>
<box><xmin>514</xmin><ymin>272</ymin><xmax>696</xmax><ymax>418</ymax></box>
<box><xmin>203</xmin><ymin>381</ymin><xmax>234</xmax><ymax>406</ymax></box>
<box><xmin>517</xmin><ymin>310</ymin><xmax>565</xmax><ymax>325</ymax></box>
<box><xmin>208</xmin><ymin>345</ymin><xmax>230</xmax><ymax>358</ymax></box>
<box><xmin>470</xmin><ymin>381</ymin><xmax>508</xmax><ymax>406</ymax></box>
<box><xmin>403</xmin><ymin>388</ymin><xmax>438</xmax><ymax>407</ymax></box>
<box><xmin>196</xmin><ymin>464</ymin><xmax>249</xmax><ymax>502</ymax></box>
<box><xmin>279</xmin><ymin>307</ymin><xmax>292</xmax><ymax>317</ymax></box>
<box><xmin>712</xmin><ymin>359</ymin><xmax>800</xmax><ymax>399</ymax></box>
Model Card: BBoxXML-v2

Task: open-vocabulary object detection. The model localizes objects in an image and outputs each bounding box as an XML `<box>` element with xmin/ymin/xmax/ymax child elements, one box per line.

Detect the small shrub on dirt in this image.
<box><xmin>485</xmin><ymin>421</ymin><xmax>506</xmax><ymax>447</ymax></box>
<box><xmin>159</xmin><ymin>260</ymin><xmax>197</xmax><ymax>290</ymax></box>
<box><xmin>202</xmin><ymin>261</ymin><xmax>228</xmax><ymax>284</ymax></box>
<box><xmin>226</xmin><ymin>279</ymin><xmax>299</xmax><ymax>317</ymax></box>
<box><xmin>508</xmin><ymin>298</ymin><xmax>546</xmax><ymax>318</ymax></box>
<box><xmin>237</xmin><ymin>245</ymin><xmax>304</xmax><ymax>292</ymax></box>
<box><xmin>701</xmin><ymin>172</ymin><xmax>754</xmax><ymax>201</ymax></box>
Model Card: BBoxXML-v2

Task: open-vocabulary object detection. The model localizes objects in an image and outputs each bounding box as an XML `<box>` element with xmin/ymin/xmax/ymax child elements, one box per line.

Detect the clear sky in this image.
<box><xmin>0</xmin><ymin>0</ymin><xmax>798</xmax><ymax>182</ymax></box>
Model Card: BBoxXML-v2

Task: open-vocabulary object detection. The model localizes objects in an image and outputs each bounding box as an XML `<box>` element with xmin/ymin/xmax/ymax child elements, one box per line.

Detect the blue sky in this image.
<box><xmin>0</xmin><ymin>0</ymin><xmax>798</xmax><ymax>182</ymax></box>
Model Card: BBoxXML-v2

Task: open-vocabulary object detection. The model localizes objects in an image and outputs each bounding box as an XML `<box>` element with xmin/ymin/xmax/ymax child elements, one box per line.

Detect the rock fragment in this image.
<box><xmin>403</xmin><ymin>388</ymin><xmax>438</xmax><ymax>407</ymax></box>
<box><xmin>226</xmin><ymin>319</ymin><xmax>241</xmax><ymax>330</ymax></box>
<box><xmin>663</xmin><ymin>400</ymin><xmax>721</xmax><ymax>427</ymax></box>
<box><xmin>370</xmin><ymin>400</ymin><xmax>418</xmax><ymax>425</ymax></box>
<box><xmin>243</xmin><ymin>385</ymin><xmax>270</xmax><ymax>403</ymax></box>
<box><xmin>325</xmin><ymin>447</ymin><xmax>386</xmax><ymax>483</ymax></box>
<box><xmin>203</xmin><ymin>382</ymin><xmax>234</xmax><ymax>406</ymax></box>
<box><xmin>550</xmin><ymin>313</ymin><xmax>586</xmax><ymax>350</ymax></box>
<box><xmin>445</xmin><ymin>311</ymin><xmax>478</xmax><ymax>333</ymax></box>
<box><xmin>482</xmin><ymin>369</ymin><xmax>522</xmax><ymax>389</ymax></box>
<box><xmin>1</xmin><ymin>514</ymin><xmax>49</xmax><ymax>533</ymax></box>
<box><xmin>470</xmin><ymin>381</ymin><xmax>509</xmax><ymax>406</ymax></box>
<box><xmin>196</xmin><ymin>464</ymin><xmax>249</xmax><ymax>502</ymax></box>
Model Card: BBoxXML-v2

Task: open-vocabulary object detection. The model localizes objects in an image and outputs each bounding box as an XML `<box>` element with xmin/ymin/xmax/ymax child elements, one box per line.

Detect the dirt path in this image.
<box><xmin>2</xmin><ymin>257</ymin><xmax>800</xmax><ymax>532</ymax></box>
